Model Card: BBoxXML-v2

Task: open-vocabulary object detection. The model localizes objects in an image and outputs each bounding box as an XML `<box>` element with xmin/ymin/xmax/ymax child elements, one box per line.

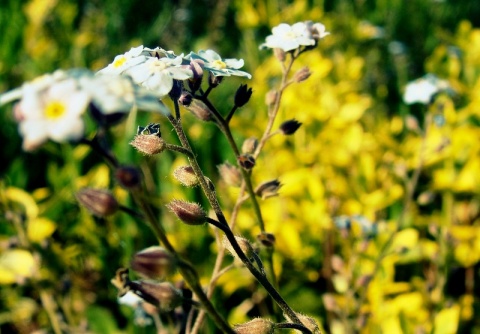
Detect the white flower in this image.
<box><xmin>188</xmin><ymin>50</ymin><xmax>251</xmax><ymax>78</ymax></box>
<box><xmin>126</xmin><ymin>55</ymin><xmax>193</xmax><ymax>96</ymax></box>
<box><xmin>118</xmin><ymin>291</ymin><xmax>144</xmax><ymax>307</ymax></box>
<box><xmin>97</xmin><ymin>45</ymin><xmax>147</xmax><ymax>75</ymax></box>
<box><xmin>260</xmin><ymin>22</ymin><xmax>329</xmax><ymax>52</ymax></box>
<box><xmin>15</xmin><ymin>78</ymin><xmax>90</xmax><ymax>151</ymax></box>
<box><xmin>403</xmin><ymin>74</ymin><xmax>450</xmax><ymax>105</ymax></box>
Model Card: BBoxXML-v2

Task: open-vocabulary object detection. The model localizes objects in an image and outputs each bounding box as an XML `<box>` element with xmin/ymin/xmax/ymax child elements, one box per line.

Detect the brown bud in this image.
<box><xmin>293</xmin><ymin>66</ymin><xmax>312</xmax><ymax>83</ymax></box>
<box><xmin>234</xmin><ymin>318</ymin><xmax>275</xmax><ymax>334</ymax></box>
<box><xmin>131</xmin><ymin>246</ymin><xmax>176</xmax><ymax>280</ymax></box>
<box><xmin>179</xmin><ymin>91</ymin><xmax>194</xmax><ymax>107</ymax></box>
<box><xmin>279</xmin><ymin>119</ymin><xmax>302</xmax><ymax>135</ymax></box>
<box><xmin>173</xmin><ymin>166</ymin><xmax>199</xmax><ymax>187</ymax></box>
<box><xmin>115</xmin><ymin>166</ymin><xmax>142</xmax><ymax>189</ymax></box>
<box><xmin>208</xmin><ymin>72</ymin><xmax>223</xmax><ymax>87</ymax></box>
<box><xmin>131</xmin><ymin>281</ymin><xmax>183</xmax><ymax>311</ymax></box>
<box><xmin>166</xmin><ymin>200</ymin><xmax>206</xmax><ymax>225</ymax></box>
<box><xmin>257</xmin><ymin>232</ymin><xmax>276</xmax><ymax>248</ymax></box>
<box><xmin>242</xmin><ymin>137</ymin><xmax>258</xmax><ymax>155</ymax></box>
<box><xmin>265</xmin><ymin>90</ymin><xmax>278</xmax><ymax>107</ymax></box>
<box><xmin>130</xmin><ymin>134</ymin><xmax>166</xmax><ymax>155</ymax></box>
<box><xmin>237</xmin><ymin>154</ymin><xmax>255</xmax><ymax>170</ymax></box>
<box><xmin>185</xmin><ymin>99</ymin><xmax>212</xmax><ymax>121</ymax></box>
<box><xmin>217</xmin><ymin>163</ymin><xmax>242</xmax><ymax>187</ymax></box>
<box><xmin>223</xmin><ymin>235</ymin><xmax>254</xmax><ymax>260</ymax></box>
<box><xmin>76</xmin><ymin>188</ymin><xmax>119</xmax><ymax>217</ymax></box>
<box><xmin>274</xmin><ymin>48</ymin><xmax>286</xmax><ymax>61</ymax></box>
<box><xmin>255</xmin><ymin>179</ymin><xmax>282</xmax><ymax>199</ymax></box>
<box><xmin>284</xmin><ymin>313</ymin><xmax>321</xmax><ymax>334</ymax></box>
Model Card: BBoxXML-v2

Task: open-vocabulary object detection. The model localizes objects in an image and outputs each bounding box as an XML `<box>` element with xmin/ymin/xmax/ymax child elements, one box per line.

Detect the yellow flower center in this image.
<box><xmin>149</xmin><ymin>59</ymin><xmax>168</xmax><ymax>72</ymax></box>
<box><xmin>284</xmin><ymin>31</ymin><xmax>296</xmax><ymax>39</ymax></box>
<box><xmin>211</xmin><ymin>60</ymin><xmax>227</xmax><ymax>70</ymax></box>
<box><xmin>113</xmin><ymin>56</ymin><xmax>127</xmax><ymax>68</ymax></box>
<box><xmin>45</xmin><ymin>101</ymin><xmax>66</xmax><ymax>119</ymax></box>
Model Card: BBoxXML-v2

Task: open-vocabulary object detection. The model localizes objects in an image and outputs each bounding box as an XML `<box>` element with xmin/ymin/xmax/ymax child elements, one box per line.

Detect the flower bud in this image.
<box><xmin>223</xmin><ymin>235</ymin><xmax>254</xmax><ymax>260</ymax></box>
<box><xmin>115</xmin><ymin>166</ymin><xmax>142</xmax><ymax>189</ymax></box>
<box><xmin>76</xmin><ymin>188</ymin><xmax>119</xmax><ymax>217</ymax></box>
<box><xmin>234</xmin><ymin>318</ymin><xmax>275</xmax><ymax>334</ymax></box>
<box><xmin>265</xmin><ymin>90</ymin><xmax>278</xmax><ymax>107</ymax></box>
<box><xmin>208</xmin><ymin>72</ymin><xmax>223</xmax><ymax>87</ymax></box>
<box><xmin>168</xmin><ymin>79</ymin><xmax>183</xmax><ymax>100</ymax></box>
<box><xmin>255</xmin><ymin>179</ymin><xmax>282</xmax><ymax>199</ymax></box>
<box><xmin>284</xmin><ymin>313</ymin><xmax>321</xmax><ymax>334</ymax></box>
<box><xmin>130</xmin><ymin>134</ymin><xmax>166</xmax><ymax>155</ymax></box>
<box><xmin>293</xmin><ymin>66</ymin><xmax>312</xmax><ymax>83</ymax></box>
<box><xmin>179</xmin><ymin>91</ymin><xmax>193</xmax><ymax>107</ymax></box>
<box><xmin>279</xmin><ymin>119</ymin><xmax>302</xmax><ymax>135</ymax></box>
<box><xmin>185</xmin><ymin>99</ymin><xmax>212</xmax><ymax>121</ymax></box>
<box><xmin>131</xmin><ymin>281</ymin><xmax>183</xmax><ymax>311</ymax></box>
<box><xmin>234</xmin><ymin>84</ymin><xmax>253</xmax><ymax>108</ymax></box>
<box><xmin>173</xmin><ymin>165</ymin><xmax>199</xmax><ymax>187</ymax></box>
<box><xmin>237</xmin><ymin>154</ymin><xmax>255</xmax><ymax>170</ymax></box>
<box><xmin>242</xmin><ymin>137</ymin><xmax>258</xmax><ymax>155</ymax></box>
<box><xmin>131</xmin><ymin>246</ymin><xmax>176</xmax><ymax>280</ymax></box>
<box><xmin>274</xmin><ymin>48</ymin><xmax>286</xmax><ymax>61</ymax></box>
<box><xmin>257</xmin><ymin>232</ymin><xmax>276</xmax><ymax>248</ymax></box>
<box><xmin>217</xmin><ymin>163</ymin><xmax>242</xmax><ymax>187</ymax></box>
<box><xmin>166</xmin><ymin>200</ymin><xmax>206</xmax><ymax>225</ymax></box>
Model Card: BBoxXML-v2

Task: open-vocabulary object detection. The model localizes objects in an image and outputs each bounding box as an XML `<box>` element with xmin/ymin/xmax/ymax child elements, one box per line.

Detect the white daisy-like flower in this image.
<box><xmin>403</xmin><ymin>74</ymin><xmax>451</xmax><ymax>105</ymax></box>
<box><xmin>188</xmin><ymin>50</ymin><xmax>251</xmax><ymax>78</ymax></box>
<box><xmin>15</xmin><ymin>78</ymin><xmax>90</xmax><ymax>151</ymax></box>
<box><xmin>260</xmin><ymin>22</ymin><xmax>329</xmax><ymax>52</ymax></box>
<box><xmin>125</xmin><ymin>55</ymin><xmax>193</xmax><ymax>96</ymax></box>
<box><xmin>97</xmin><ymin>45</ymin><xmax>147</xmax><ymax>75</ymax></box>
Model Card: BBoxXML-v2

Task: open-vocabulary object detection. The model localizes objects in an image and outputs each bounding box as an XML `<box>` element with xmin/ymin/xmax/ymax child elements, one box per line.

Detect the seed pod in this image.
<box><xmin>234</xmin><ymin>84</ymin><xmax>253</xmax><ymax>108</ymax></box>
<box><xmin>242</xmin><ymin>137</ymin><xmax>258</xmax><ymax>155</ymax></box>
<box><xmin>265</xmin><ymin>90</ymin><xmax>278</xmax><ymax>107</ymax></box>
<box><xmin>185</xmin><ymin>99</ymin><xmax>212</xmax><ymax>121</ymax></box>
<box><xmin>130</xmin><ymin>134</ymin><xmax>166</xmax><ymax>155</ymax></box>
<box><xmin>293</xmin><ymin>66</ymin><xmax>312</xmax><ymax>83</ymax></box>
<box><xmin>284</xmin><ymin>312</ymin><xmax>321</xmax><ymax>334</ymax></box>
<box><xmin>166</xmin><ymin>200</ymin><xmax>206</xmax><ymax>225</ymax></box>
<box><xmin>131</xmin><ymin>246</ymin><xmax>176</xmax><ymax>280</ymax></box>
<box><xmin>115</xmin><ymin>166</ymin><xmax>142</xmax><ymax>189</ymax></box>
<box><xmin>237</xmin><ymin>154</ymin><xmax>255</xmax><ymax>170</ymax></box>
<box><xmin>279</xmin><ymin>119</ymin><xmax>302</xmax><ymax>135</ymax></box>
<box><xmin>257</xmin><ymin>232</ymin><xmax>276</xmax><ymax>248</ymax></box>
<box><xmin>234</xmin><ymin>318</ymin><xmax>275</xmax><ymax>334</ymax></box>
<box><xmin>255</xmin><ymin>179</ymin><xmax>282</xmax><ymax>199</ymax></box>
<box><xmin>223</xmin><ymin>235</ymin><xmax>254</xmax><ymax>260</ymax></box>
<box><xmin>217</xmin><ymin>163</ymin><xmax>242</xmax><ymax>187</ymax></box>
<box><xmin>76</xmin><ymin>188</ymin><xmax>119</xmax><ymax>217</ymax></box>
<box><xmin>173</xmin><ymin>166</ymin><xmax>199</xmax><ymax>187</ymax></box>
<box><xmin>131</xmin><ymin>281</ymin><xmax>183</xmax><ymax>311</ymax></box>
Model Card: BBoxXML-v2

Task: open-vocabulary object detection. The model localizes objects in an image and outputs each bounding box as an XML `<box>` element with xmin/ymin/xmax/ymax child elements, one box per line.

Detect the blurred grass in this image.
<box><xmin>1</xmin><ymin>0</ymin><xmax>480</xmax><ymax>333</ymax></box>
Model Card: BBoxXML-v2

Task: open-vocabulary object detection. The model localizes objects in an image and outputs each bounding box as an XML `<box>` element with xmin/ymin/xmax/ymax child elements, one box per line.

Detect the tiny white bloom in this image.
<box><xmin>16</xmin><ymin>79</ymin><xmax>90</xmax><ymax>151</ymax></box>
<box><xmin>403</xmin><ymin>74</ymin><xmax>450</xmax><ymax>105</ymax></box>
<box><xmin>118</xmin><ymin>291</ymin><xmax>144</xmax><ymax>307</ymax></box>
<box><xmin>188</xmin><ymin>50</ymin><xmax>251</xmax><ymax>78</ymax></box>
<box><xmin>97</xmin><ymin>45</ymin><xmax>147</xmax><ymax>75</ymax></box>
<box><xmin>260</xmin><ymin>21</ymin><xmax>329</xmax><ymax>52</ymax></box>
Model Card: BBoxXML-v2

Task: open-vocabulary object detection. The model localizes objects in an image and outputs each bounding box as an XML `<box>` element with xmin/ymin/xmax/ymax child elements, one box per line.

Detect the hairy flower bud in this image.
<box><xmin>293</xmin><ymin>66</ymin><xmax>312</xmax><ymax>83</ymax></box>
<box><xmin>115</xmin><ymin>166</ymin><xmax>142</xmax><ymax>189</ymax></box>
<box><xmin>130</xmin><ymin>134</ymin><xmax>166</xmax><ymax>155</ymax></box>
<box><xmin>234</xmin><ymin>84</ymin><xmax>253</xmax><ymax>108</ymax></box>
<box><xmin>173</xmin><ymin>165</ymin><xmax>199</xmax><ymax>187</ymax></box>
<box><xmin>166</xmin><ymin>200</ymin><xmax>206</xmax><ymax>225</ymax></box>
<box><xmin>185</xmin><ymin>99</ymin><xmax>212</xmax><ymax>121</ymax></box>
<box><xmin>279</xmin><ymin>119</ymin><xmax>302</xmax><ymax>135</ymax></box>
<box><xmin>257</xmin><ymin>232</ymin><xmax>276</xmax><ymax>248</ymax></box>
<box><xmin>242</xmin><ymin>137</ymin><xmax>258</xmax><ymax>155</ymax></box>
<box><xmin>255</xmin><ymin>179</ymin><xmax>282</xmax><ymax>199</ymax></box>
<box><xmin>76</xmin><ymin>188</ymin><xmax>119</xmax><ymax>217</ymax></box>
<box><xmin>237</xmin><ymin>154</ymin><xmax>255</xmax><ymax>170</ymax></box>
<box><xmin>234</xmin><ymin>318</ymin><xmax>275</xmax><ymax>334</ymax></box>
<box><xmin>131</xmin><ymin>246</ymin><xmax>176</xmax><ymax>280</ymax></box>
<box><xmin>284</xmin><ymin>313</ymin><xmax>321</xmax><ymax>334</ymax></box>
<box><xmin>131</xmin><ymin>281</ymin><xmax>183</xmax><ymax>311</ymax></box>
<box><xmin>217</xmin><ymin>163</ymin><xmax>242</xmax><ymax>187</ymax></box>
<box><xmin>223</xmin><ymin>235</ymin><xmax>254</xmax><ymax>260</ymax></box>
<box><xmin>265</xmin><ymin>90</ymin><xmax>278</xmax><ymax>107</ymax></box>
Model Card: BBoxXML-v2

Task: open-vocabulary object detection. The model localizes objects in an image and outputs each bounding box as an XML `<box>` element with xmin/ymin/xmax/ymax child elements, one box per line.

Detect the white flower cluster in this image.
<box><xmin>403</xmin><ymin>74</ymin><xmax>451</xmax><ymax>105</ymax></box>
<box><xmin>260</xmin><ymin>21</ymin><xmax>329</xmax><ymax>52</ymax></box>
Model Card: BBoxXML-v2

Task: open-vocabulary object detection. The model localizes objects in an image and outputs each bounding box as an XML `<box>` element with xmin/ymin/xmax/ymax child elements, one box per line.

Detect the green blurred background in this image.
<box><xmin>1</xmin><ymin>0</ymin><xmax>480</xmax><ymax>333</ymax></box>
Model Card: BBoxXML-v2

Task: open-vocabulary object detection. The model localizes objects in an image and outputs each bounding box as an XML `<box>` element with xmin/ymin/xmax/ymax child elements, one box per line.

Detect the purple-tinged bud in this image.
<box><xmin>234</xmin><ymin>318</ymin><xmax>275</xmax><ymax>334</ymax></box>
<box><xmin>169</xmin><ymin>80</ymin><xmax>183</xmax><ymax>100</ymax></box>
<box><xmin>265</xmin><ymin>90</ymin><xmax>278</xmax><ymax>107</ymax></box>
<box><xmin>284</xmin><ymin>313</ymin><xmax>321</xmax><ymax>334</ymax></box>
<box><xmin>130</xmin><ymin>134</ymin><xmax>166</xmax><ymax>155</ymax></box>
<box><xmin>76</xmin><ymin>188</ymin><xmax>119</xmax><ymax>217</ymax></box>
<box><xmin>115</xmin><ymin>166</ymin><xmax>142</xmax><ymax>189</ymax></box>
<box><xmin>237</xmin><ymin>154</ymin><xmax>255</xmax><ymax>170</ymax></box>
<box><xmin>279</xmin><ymin>119</ymin><xmax>302</xmax><ymax>135</ymax></box>
<box><xmin>179</xmin><ymin>91</ymin><xmax>193</xmax><ymax>107</ymax></box>
<box><xmin>166</xmin><ymin>200</ymin><xmax>206</xmax><ymax>225</ymax></box>
<box><xmin>257</xmin><ymin>232</ymin><xmax>276</xmax><ymax>248</ymax></box>
<box><xmin>293</xmin><ymin>66</ymin><xmax>312</xmax><ymax>83</ymax></box>
<box><xmin>223</xmin><ymin>235</ymin><xmax>254</xmax><ymax>260</ymax></box>
<box><xmin>274</xmin><ymin>48</ymin><xmax>286</xmax><ymax>61</ymax></box>
<box><xmin>208</xmin><ymin>72</ymin><xmax>223</xmax><ymax>87</ymax></box>
<box><xmin>185</xmin><ymin>99</ymin><xmax>212</xmax><ymax>121</ymax></box>
<box><xmin>187</xmin><ymin>59</ymin><xmax>204</xmax><ymax>93</ymax></box>
<box><xmin>131</xmin><ymin>281</ymin><xmax>183</xmax><ymax>311</ymax></box>
<box><xmin>173</xmin><ymin>166</ymin><xmax>199</xmax><ymax>187</ymax></box>
<box><xmin>242</xmin><ymin>137</ymin><xmax>258</xmax><ymax>155</ymax></box>
<box><xmin>217</xmin><ymin>163</ymin><xmax>242</xmax><ymax>187</ymax></box>
<box><xmin>255</xmin><ymin>179</ymin><xmax>282</xmax><ymax>199</ymax></box>
<box><xmin>234</xmin><ymin>84</ymin><xmax>253</xmax><ymax>108</ymax></box>
<box><xmin>131</xmin><ymin>246</ymin><xmax>176</xmax><ymax>280</ymax></box>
